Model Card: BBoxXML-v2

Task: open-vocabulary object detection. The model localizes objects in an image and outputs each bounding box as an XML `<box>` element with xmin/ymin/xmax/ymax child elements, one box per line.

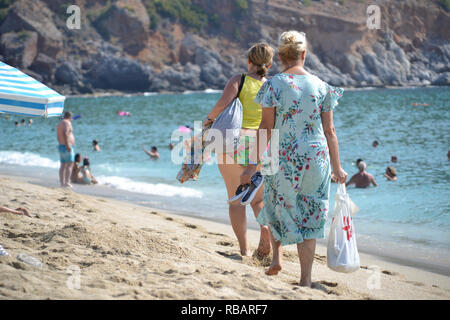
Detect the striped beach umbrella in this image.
<box><xmin>0</xmin><ymin>61</ymin><xmax>65</xmax><ymax>117</ymax></box>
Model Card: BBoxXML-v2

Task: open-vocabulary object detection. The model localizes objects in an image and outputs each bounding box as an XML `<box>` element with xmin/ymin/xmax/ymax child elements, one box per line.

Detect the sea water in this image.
<box><xmin>1</xmin><ymin>87</ymin><xmax>449</xmax><ymax>273</ymax></box>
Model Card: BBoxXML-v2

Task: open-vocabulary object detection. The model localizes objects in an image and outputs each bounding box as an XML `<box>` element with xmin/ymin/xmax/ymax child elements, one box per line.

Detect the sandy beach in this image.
<box><xmin>0</xmin><ymin>174</ymin><xmax>449</xmax><ymax>300</ymax></box>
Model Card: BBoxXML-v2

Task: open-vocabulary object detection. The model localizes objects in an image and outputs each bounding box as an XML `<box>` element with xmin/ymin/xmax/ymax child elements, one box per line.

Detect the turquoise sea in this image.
<box><xmin>1</xmin><ymin>87</ymin><xmax>449</xmax><ymax>274</ymax></box>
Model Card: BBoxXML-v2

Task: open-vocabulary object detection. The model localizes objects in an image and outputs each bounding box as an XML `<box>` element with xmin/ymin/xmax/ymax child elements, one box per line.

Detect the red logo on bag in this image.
<box><xmin>342</xmin><ymin>216</ymin><xmax>353</xmax><ymax>241</ymax></box>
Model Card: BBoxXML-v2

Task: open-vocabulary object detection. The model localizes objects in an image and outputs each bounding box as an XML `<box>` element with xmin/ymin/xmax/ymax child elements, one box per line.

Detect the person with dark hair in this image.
<box><xmin>14</xmin><ymin>121</ymin><xmax>19</xmax><ymax>127</ymax></box>
<box><xmin>385</xmin><ymin>166</ymin><xmax>397</xmax><ymax>181</ymax></box>
<box><xmin>71</xmin><ymin>153</ymin><xmax>83</xmax><ymax>183</ymax></box>
<box><xmin>92</xmin><ymin>140</ymin><xmax>101</xmax><ymax>152</ymax></box>
<box><xmin>391</xmin><ymin>155</ymin><xmax>398</xmax><ymax>163</ymax></box>
<box><xmin>80</xmin><ymin>157</ymin><xmax>98</xmax><ymax>184</ymax></box>
<box><xmin>372</xmin><ymin>140</ymin><xmax>379</xmax><ymax>148</ymax></box>
<box><xmin>56</xmin><ymin>111</ymin><xmax>75</xmax><ymax>187</ymax></box>
<box><xmin>356</xmin><ymin>158</ymin><xmax>363</xmax><ymax>167</ymax></box>
<box><xmin>142</xmin><ymin>144</ymin><xmax>160</xmax><ymax>159</ymax></box>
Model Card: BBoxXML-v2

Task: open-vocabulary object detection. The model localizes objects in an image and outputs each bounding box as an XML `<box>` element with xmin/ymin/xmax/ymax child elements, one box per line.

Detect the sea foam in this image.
<box><xmin>0</xmin><ymin>151</ymin><xmax>59</xmax><ymax>169</ymax></box>
<box><xmin>97</xmin><ymin>175</ymin><xmax>203</xmax><ymax>198</ymax></box>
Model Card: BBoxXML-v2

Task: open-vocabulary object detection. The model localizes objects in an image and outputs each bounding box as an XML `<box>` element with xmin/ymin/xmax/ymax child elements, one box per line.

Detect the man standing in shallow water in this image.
<box><xmin>346</xmin><ymin>161</ymin><xmax>377</xmax><ymax>188</ymax></box>
<box><xmin>57</xmin><ymin>112</ymin><xmax>75</xmax><ymax>187</ymax></box>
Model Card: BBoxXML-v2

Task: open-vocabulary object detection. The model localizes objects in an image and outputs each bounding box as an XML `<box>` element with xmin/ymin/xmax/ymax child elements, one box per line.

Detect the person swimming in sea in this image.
<box><xmin>142</xmin><ymin>144</ymin><xmax>160</xmax><ymax>159</ymax></box>
<box><xmin>93</xmin><ymin>140</ymin><xmax>101</xmax><ymax>152</ymax></box>
<box><xmin>385</xmin><ymin>166</ymin><xmax>397</xmax><ymax>181</ymax></box>
<box><xmin>346</xmin><ymin>161</ymin><xmax>377</xmax><ymax>188</ymax></box>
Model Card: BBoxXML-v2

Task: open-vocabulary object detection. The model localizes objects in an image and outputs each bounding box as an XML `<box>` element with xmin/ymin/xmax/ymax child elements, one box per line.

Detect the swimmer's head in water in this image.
<box><xmin>92</xmin><ymin>140</ymin><xmax>98</xmax><ymax>146</ymax></box>
<box><xmin>391</xmin><ymin>156</ymin><xmax>398</xmax><ymax>163</ymax></box>
<box><xmin>386</xmin><ymin>166</ymin><xmax>396</xmax><ymax>177</ymax></box>
<box><xmin>75</xmin><ymin>153</ymin><xmax>81</xmax><ymax>163</ymax></box>
<box><xmin>356</xmin><ymin>158</ymin><xmax>363</xmax><ymax>167</ymax></box>
<box><xmin>151</xmin><ymin>146</ymin><xmax>157</xmax><ymax>152</ymax></box>
<box><xmin>358</xmin><ymin>161</ymin><xmax>367</xmax><ymax>172</ymax></box>
<box><xmin>372</xmin><ymin>140</ymin><xmax>379</xmax><ymax>147</ymax></box>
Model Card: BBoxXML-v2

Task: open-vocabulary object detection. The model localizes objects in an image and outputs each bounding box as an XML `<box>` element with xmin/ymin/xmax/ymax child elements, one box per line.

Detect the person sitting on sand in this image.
<box><xmin>346</xmin><ymin>161</ymin><xmax>377</xmax><ymax>188</ymax></box>
<box><xmin>142</xmin><ymin>144</ymin><xmax>160</xmax><ymax>159</ymax></box>
<box><xmin>79</xmin><ymin>157</ymin><xmax>98</xmax><ymax>185</ymax></box>
<box><xmin>93</xmin><ymin>140</ymin><xmax>101</xmax><ymax>152</ymax></box>
<box><xmin>0</xmin><ymin>206</ymin><xmax>32</xmax><ymax>218</ymax></box>
<box><xmin>385</xmin><ymin>166</ymin><xmax>397</xmax><ymax>181</ymax></box>
<box><xmin>71</xmin><ymin>153</ymin><xmax>83</xmax><ymax>184</ymax></box>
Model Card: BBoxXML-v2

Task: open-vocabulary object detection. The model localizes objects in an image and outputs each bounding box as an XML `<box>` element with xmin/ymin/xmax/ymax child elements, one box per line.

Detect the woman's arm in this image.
<box><xmin>240</xmin><ymin>107</ymin><xmax>276</xmax><ymax>185</ymax></box>
<box><xmin>321</xmin><ymin>111</ymin><xmax>347</xmax><ymax>184</ymax></box>
<box><xmin>204</xmin><ymin>74</ymin><xmax>242</xmax><ymax>126</ymax></box>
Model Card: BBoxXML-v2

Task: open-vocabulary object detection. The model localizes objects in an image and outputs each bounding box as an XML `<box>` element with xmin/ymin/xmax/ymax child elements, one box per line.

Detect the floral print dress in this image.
<box><xmin>255</xmin><ymin>73</ymin><xmax>344</xmax><ymax>245</ymax></box>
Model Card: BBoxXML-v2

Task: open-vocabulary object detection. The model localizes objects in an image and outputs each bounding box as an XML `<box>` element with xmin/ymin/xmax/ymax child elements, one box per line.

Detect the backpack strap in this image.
<box><xmin>236</xmin><ymin>73</ymin><xmax>246</xmax><ymax>99</ymax></box>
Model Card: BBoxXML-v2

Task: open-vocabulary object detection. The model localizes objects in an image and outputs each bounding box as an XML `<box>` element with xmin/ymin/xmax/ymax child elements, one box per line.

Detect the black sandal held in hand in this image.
<box><xmin>227</xmin><ymin>184</ymin><xmax>249</xmax><ymax>204</ymax></box>
<box><xmin>240</xmin><ymin>172</ymin><xmax>264</xmax><ymax>205</ymax></box>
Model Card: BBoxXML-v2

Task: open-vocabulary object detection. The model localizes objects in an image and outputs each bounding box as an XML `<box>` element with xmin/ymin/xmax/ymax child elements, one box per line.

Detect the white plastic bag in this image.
<box><xmin>327</xmin><ymin>183</ymin><xmax>360</xmax><ymax>273</ymax></box>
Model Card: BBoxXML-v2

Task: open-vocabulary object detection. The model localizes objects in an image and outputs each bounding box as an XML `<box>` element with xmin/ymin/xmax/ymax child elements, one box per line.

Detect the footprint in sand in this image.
<box><xmin>217</xmin><ymin>241</ymin><xmax>234</xmax><ymax>247</ymax></box>
<box><xmin>310</xmin><ymin>281</ymin><xmax>340</xmax><ymax>295</ymax></box>
<box><xmin>208</xmin><ymin>232</ymin><xmax>228</xmax><ymax>237</ymax></box>
<box><xmin>216</xmin><ymin>251</ymin><xmax>242</xmax><ymax>261</ymax></box>
<box><xmin>382</xmin><ymin>270</ymin><xmax>399</xmax><ymax>276</ymax></box>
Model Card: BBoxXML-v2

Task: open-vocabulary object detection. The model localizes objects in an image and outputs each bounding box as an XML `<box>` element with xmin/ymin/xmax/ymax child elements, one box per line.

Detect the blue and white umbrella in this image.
<box><xmin>0</xmin><ymin>61</ymin><xmax>65</xmax><ymax>117</ymax></box>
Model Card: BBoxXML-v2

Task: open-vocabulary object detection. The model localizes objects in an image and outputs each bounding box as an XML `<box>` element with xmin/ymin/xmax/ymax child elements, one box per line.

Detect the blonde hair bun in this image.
<box><xmin>278</xmin><ymin>30</ymin><xmax>307</xmax><ymax>62</ymax></box>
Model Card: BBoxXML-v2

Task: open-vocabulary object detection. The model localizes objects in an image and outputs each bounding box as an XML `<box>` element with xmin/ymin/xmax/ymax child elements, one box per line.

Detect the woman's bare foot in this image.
<box><xmin>265</xmin><ymin>264</ymin><xmax>282</xmax><ymax>275</ymax></box>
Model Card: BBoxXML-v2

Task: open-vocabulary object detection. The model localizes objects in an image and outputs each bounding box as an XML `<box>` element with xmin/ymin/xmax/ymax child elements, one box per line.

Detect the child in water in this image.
<box><xmin>80</xmin><ymin>157</ymin><xmax>98</xmax><ymax>184</ymax></box>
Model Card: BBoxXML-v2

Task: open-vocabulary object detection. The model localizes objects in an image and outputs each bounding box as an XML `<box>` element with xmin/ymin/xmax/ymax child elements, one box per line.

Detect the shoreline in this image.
<box><xmin>0</xmin><ymin>174</ymin><xmax>449</xmax><ymax>299</ymax></box>
<box><xmin>64</xmin><ymin>84</ymin><xmax>450</xmax><ymax>99</ymax></box>
<box><xmin>1</xmin><ymin>165</ymin><xmax>449</xmax><ymax>278</ymax></box>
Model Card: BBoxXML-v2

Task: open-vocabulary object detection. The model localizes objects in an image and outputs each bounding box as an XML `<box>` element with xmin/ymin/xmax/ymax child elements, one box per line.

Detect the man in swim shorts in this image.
<box><xmin>57</xmin><ymin>111</ymin><xmax>75</xmax><ymax>187</ymax></box>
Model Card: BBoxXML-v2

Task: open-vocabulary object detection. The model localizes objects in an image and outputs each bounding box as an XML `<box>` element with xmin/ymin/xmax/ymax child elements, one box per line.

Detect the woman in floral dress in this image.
<box><xmin>241</xmin><ymin>31</ymin><xmax>348</xmax><ymax>287</ymax></box>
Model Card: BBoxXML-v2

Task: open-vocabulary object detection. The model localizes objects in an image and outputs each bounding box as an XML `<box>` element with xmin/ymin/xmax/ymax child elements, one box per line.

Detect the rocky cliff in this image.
<box><xmin>0</xmin><ymin>0</ymin><xmax>448</xmax><ymax>94</ymax></box>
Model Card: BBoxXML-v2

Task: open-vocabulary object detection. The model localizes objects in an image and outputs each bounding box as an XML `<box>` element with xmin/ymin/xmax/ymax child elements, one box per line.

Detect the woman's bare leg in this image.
<box><xmin>266</xmin><ymin>231</ymin><xmax>282</xmax><ymax>275</ymax></box>
<box><xmin>297</xmin><ymin>239</ymin><xmax>316</xmax><ymax>287</ymax></box>
<box><xmin>250</xmin><ymin>186</ymin><xmax>271</xmax><ymax>256</ymax></box>
<box><xmin>218</xmin><ymin>159</ymin><xmax>250</xmax><ymax>256</ymax></box>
